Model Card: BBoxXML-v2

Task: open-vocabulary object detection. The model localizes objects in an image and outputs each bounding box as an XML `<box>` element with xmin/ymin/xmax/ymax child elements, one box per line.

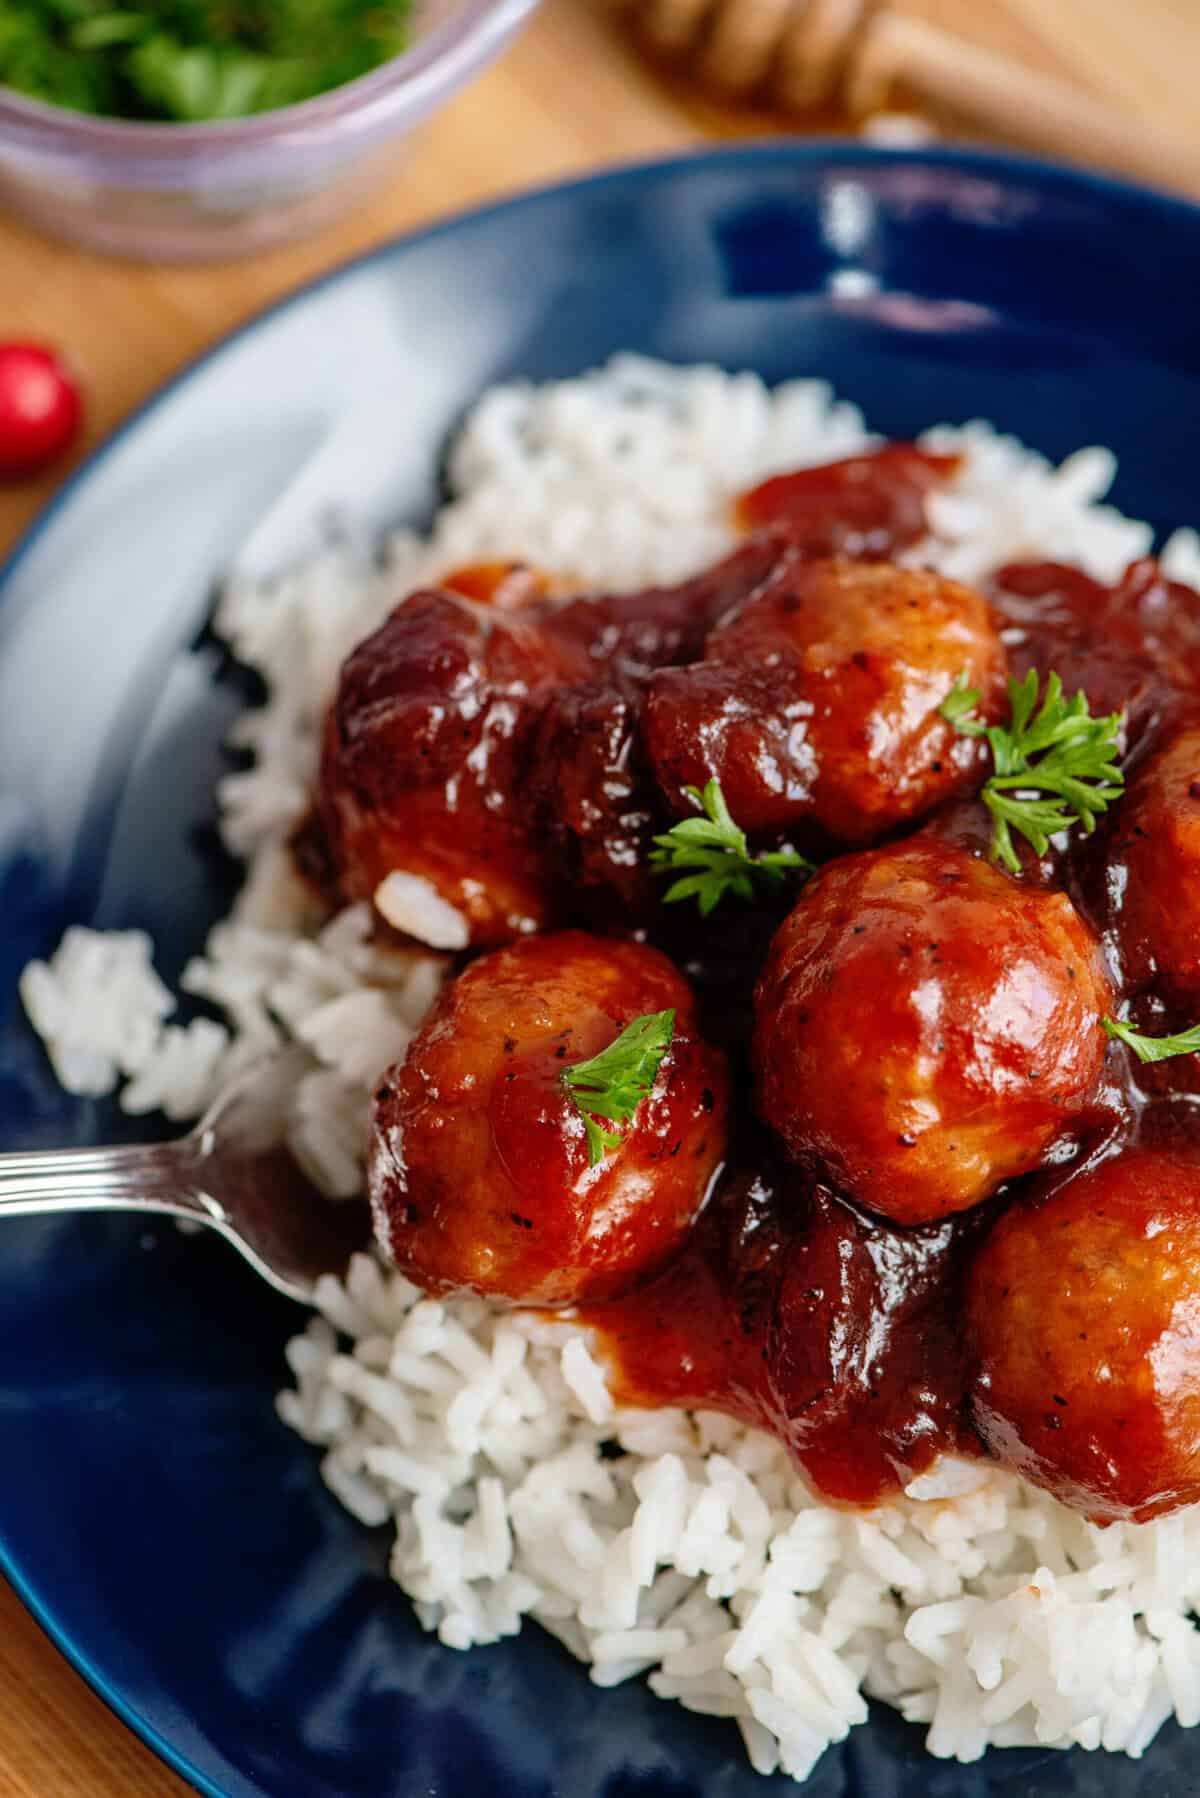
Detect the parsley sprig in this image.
<box><xmin>650</xmin><ymin>779</ymin><xmax>813</xmax><ymax>916</ymax></box>
<box><xmin>940</xmin><ymin>669</ymin><xmax>1124</xmax><ymax>874</ymax></box>
<box><xmin>1102</xmin><ymin>1015</ymin><xmax>1200</xmax><ymax>1064</ymax></box>
<box><xmin>0</xmin><ymin>1</ymin><xmax>414</xmax><ymax>123</ymax></box>
<box><xmin>561</xmin><ymin>1010</ymin><xmax>676</xmax><ymax>1168</ymax></box>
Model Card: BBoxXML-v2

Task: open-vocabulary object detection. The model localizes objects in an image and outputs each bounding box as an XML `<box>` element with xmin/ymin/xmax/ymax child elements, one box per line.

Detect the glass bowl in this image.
<box><xmin>0</xmin><ymin>0</ymin><xmax>539</xmax><ymax>262</ymax></box>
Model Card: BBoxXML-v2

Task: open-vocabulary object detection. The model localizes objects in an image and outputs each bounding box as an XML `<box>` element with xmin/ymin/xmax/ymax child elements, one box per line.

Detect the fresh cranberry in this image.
<box><xmin>0</xmin><ymin>342</ymin><xmax>83</xmax><ymax>480</ymax></box>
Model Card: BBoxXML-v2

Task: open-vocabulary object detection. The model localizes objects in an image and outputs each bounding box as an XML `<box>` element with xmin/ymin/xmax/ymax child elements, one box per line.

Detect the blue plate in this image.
<box><xmin>2</xmin><ymin>144</ymin><xmax>1200</xmax><ymax>1798</ymax></box>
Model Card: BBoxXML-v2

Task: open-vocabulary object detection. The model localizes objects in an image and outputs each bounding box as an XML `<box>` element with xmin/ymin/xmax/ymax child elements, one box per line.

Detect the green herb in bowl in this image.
<box><xmin>0</xmin><ymin>0</ymin><xmax>416</xmax><ymax>123</ymax></box>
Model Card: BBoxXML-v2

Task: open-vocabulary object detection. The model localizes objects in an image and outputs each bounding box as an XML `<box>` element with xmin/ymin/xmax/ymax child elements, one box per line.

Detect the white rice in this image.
<box><xmin>19</xmin><ymin>356</ymin><xmax>1200</xmax><ymax>1777</ymax></box>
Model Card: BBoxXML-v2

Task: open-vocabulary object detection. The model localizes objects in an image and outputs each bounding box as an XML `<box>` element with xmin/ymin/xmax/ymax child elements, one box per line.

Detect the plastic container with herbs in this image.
<box><xmin>0</xmin><ymin>2</ymin><xmax>416</xmax><ymax>123</ymax></box>
<box><xmin>0</xmin><ymin>0</ymin><xmax>539</xmax><ymax>259</ymax></box>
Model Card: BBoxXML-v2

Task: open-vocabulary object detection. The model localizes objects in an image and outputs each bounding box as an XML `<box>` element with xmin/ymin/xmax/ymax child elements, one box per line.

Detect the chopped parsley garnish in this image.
<box><xmin>650</xmin><ymin>778</ymin><xmax>814</xmax><ymax>916</ymax></box>
<box><xmin>561</xmin><ymin>1010</ymin><xmax>676</xmax><ymax>1168</ymax></box>
<box><xmin>1102</xmin><ymin>1015</ymin><xmax>1200</xmax><ymax>1064</ymax></box>
<box><xmin>0</xmin><ymin>1</ymin><xmax>414</xmax><ymax>123</ymax></box>
<box><xmin>939</xmin><ymin>669</ymin><xmax>1124</xmax><ymax>875</ymax></box>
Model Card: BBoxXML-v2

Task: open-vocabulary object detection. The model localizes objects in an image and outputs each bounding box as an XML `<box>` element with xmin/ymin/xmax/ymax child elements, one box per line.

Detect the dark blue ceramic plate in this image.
<box><xmin>2</xmin><ymin>145</ymin><xmax>1199</xmax><ymax>1798</ymax></box>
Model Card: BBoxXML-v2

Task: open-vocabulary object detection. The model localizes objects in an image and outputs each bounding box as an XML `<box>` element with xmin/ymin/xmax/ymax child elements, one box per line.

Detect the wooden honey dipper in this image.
<box><xmin>599</xmin><ymin>0</ymin><xmax>1200</xmax><ymax>197</ymax></box>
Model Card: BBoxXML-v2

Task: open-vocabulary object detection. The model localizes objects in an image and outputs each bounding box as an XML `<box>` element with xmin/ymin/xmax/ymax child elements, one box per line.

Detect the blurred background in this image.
<box><xmin>1</xmin><ymin>0</ymin><xmax>1199</xmax><ymax>1792</ymax></box>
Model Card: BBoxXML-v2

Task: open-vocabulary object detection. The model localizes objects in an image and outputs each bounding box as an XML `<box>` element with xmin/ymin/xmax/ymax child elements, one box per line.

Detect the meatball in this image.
<box><xmin>525</xmin><ymin>681</ymin><xmax>658</xmax><ymax>917</ymax></box>
<box><xmin>644</xmin><ymin>557</ymin><xmax>1005</xmax><ymax>845</ymax></box>
<box><xmin>736</xmin><ymin>443</ymin><xmax>961</xmax><ymax>559</ymax></box>
<box><xmin>313</xmin><ymin>542</ymin><xmax>789</xmax><ymax>948</ymax></box>
<box><xmin>544</xmin><ymin>533</ymin><xmax>788</xmax><ymax>675</ymax></box>
<box><xmin>1109</xmin><ymin>722</ymin><xmax>1200</xmax><ymax>1000</ymax></box>
<box><xmin>315</xmin><ymin>588</ymin><xmax>586</xmax><ymax>949</ymax></box>
<box><xmin>990</xmin><ymin>558</ymin><xmax>1200</xmax><ymax>743</ymax></box>
<box><xmin>754</xmin><ymin>838</ymin><xmax>1114</xmax><ymax>1224</ymax></box>
<box><xmin>966</xmin><ymin>1141</ymin><xmax>1200</xmax><ymax>1522</ymax></box>
<box><xmin>369</xmin><ymin>931</ymin><xmax>730</xmax><ymax>1305</ymax></box>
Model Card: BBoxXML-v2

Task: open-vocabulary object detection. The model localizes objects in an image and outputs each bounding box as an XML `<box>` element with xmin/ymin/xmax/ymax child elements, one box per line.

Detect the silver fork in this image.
<box><xmin>0</xmin><ymin>1045</ymin><xmax>370</xmax><ymax>1303</ymax></box>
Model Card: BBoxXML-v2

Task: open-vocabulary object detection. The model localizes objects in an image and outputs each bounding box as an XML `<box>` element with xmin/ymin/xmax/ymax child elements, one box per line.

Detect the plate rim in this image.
<box><xmin>3</xmin><ymin>136</ymin><xmax>1200</xmax><ymax>1798</ymax></box>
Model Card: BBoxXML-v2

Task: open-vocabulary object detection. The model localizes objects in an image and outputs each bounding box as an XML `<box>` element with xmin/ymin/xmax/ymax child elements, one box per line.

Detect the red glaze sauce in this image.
<box><xmin>440</xmin><ymin>561</ymin><xmax>557</xmax><ymax>609</ymax></box>
<box><xmin>582</xmin><ymin>1162</ymin><xmax>985</xmax><ymax>1505</ymax></box>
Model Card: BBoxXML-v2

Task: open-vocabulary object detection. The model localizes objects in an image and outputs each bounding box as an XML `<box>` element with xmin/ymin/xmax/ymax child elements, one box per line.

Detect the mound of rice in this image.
<box><xmin>20</xmin><ymin>358</ymin><xmax>1200</xmax><ymax>1779</ymax></box>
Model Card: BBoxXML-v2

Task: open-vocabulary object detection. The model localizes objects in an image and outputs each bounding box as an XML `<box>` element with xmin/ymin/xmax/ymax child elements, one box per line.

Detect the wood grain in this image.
<box><xmin>0</xmin><ymin>0</ymin><xmax>1196</xmax><ymax>1791</ymax></box>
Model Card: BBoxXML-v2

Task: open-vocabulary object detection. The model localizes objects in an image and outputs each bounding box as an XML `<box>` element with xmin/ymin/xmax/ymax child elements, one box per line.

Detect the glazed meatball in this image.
<box><xmin>369</xmin><ymin>931</ymin><xmax>730</xmax><ymax>1305</ymax></box>
<box><xmin>522</xmin><ymin>539</ymin><xmax>805</xmax><ymax>917</ymax></box>
<box><xmin>990</xmin><ymin>558</ymin><xmax>1200</xmax><ymax>743</ymax></box>
<box><xmin>1109</xmin><ymin>722</ymin><xmax>1200</xmax><ymax>1000</ymax></box>
<box><xmin>737</xmin><ymin>444</ymin><xmax>961</xmax><ymax>559</ymax></box>
<box><xmin>644</xmin><ymin>557</ymin><xmax>1005</xmax><ymax>845</ymax></box>
<box><xmin>543</xmin><ymin>533</ymin><xmax>788</xmax><ymax>675</ymax></box>
<box><xmin>315</xmin><ymin>588</ymin><xmax>587</xmax><ymax>949</ymax></box>
<box><xmin>526</xmin><ymin>681</ymin><xmax>659</xmax><ymax>917</ymax></box>
<box><xmin>313</xmin><ymin>541</ymin><xmax>790</xmax><ymax>948</ymax></box>
<box><xmin>966</xmin><ymin>1141</ymin><xmax>1200</xmax><ymax>1522</ymax></box>
<box><xmin>753</xmin><ymin>838</ymin><xmax>1114</xmax><ymax>1224</ymax></box>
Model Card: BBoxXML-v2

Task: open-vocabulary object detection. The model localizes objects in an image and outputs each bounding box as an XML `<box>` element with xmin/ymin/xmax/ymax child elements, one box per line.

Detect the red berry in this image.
<box><xmin>0</xmin><ymin>342</ymin><xmax>83</xmax><ymax>480</ymax></box>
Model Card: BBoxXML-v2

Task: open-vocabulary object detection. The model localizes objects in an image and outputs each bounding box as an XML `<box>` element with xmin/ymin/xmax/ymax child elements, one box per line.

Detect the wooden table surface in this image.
<box><xmin>2</xmin><ymin>1</ymin><xmax>1199</xmax><ymax>1792</ymax></box>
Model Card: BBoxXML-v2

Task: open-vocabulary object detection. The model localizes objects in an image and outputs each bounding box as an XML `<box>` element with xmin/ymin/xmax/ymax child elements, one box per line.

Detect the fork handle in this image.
<box><xmin>0</xmin><ymin>1139</ymin><xmax>210</xmax><ymax>1223</ymax></box>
